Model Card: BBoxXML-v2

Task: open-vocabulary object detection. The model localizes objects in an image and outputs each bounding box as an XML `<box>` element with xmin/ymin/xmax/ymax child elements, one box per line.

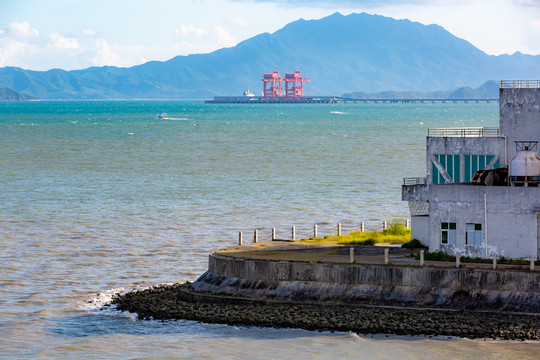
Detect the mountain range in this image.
<box><xmin>344</xmin><ymin>80</ymin><xmax>500</xmax><ymax>100</ymax></box>
<box><xmin>0</xmin><ymin>12</ymin><xmax>539</xmax><ymax>100</ymax></box>
<box><xmin>0</xmin><ymin>87</ymin><xmax>35</xmax><ymax>101</ymax></box>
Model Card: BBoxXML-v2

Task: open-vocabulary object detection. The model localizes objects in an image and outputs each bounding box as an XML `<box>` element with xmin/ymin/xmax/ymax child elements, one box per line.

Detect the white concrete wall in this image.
<box><xmin>429</xmin><ymin>184</ymin><xmax>540</xmax><ymax>259</ymax></box>
<box><xmin>500</xmin><ymin>88</ymin><xmax>540</xmax><ymax>161</ymax></box>
<box><xmin>402</xmin><ymin>184</ymin><xmax>428</xmax><ymax>201</ymax></box>
<box><xmin>410</xmin><ymin>215</ymin><xmax>429</xmax><ymax>246</ymax></box>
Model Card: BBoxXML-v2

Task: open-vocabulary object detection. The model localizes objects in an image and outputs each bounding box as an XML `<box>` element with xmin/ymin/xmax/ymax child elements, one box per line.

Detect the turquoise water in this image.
<box><xmin>2</xmin><ymin>100</ymin><xmax>538</xmax><ymax>358</ymax></box>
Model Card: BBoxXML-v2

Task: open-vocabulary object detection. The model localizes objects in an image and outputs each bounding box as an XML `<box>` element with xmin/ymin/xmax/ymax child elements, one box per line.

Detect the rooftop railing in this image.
<box><xmin>403</xmin><ymin>177</ymin><xmax>427</xmax><ymax>186</ymax></box>
<box><xmin>427</xmin><ymin>127</ymin><xmax>500</xmax><ymax>137</ymax></box>
<box><xmin>501</xmin><ymin>80</ymin><xmax>540</xmax><ymax>89</ymax></box>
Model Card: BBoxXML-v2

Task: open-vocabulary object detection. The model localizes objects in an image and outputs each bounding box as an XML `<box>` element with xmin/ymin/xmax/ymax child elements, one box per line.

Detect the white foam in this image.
<box><xmin>77</xmin><ymin>286</ymin><xmax>128</xmax><ymax>312</ymax></box>
<box><xmin>77</xmin><ymin>282</ymin><xmax>184</xmax><ymax>315</ymax></box>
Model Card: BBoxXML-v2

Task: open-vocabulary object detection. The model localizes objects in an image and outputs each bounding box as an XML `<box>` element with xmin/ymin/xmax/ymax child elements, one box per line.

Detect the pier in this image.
<box><xmin>339</xmin><ymin>97</ymin><xmax>497</xmax><ymax>104</ymax></box>
<box><xmin>205</xmin><ymin>96</ymin><xmax>498</xmax><ymax>104</ymax></box>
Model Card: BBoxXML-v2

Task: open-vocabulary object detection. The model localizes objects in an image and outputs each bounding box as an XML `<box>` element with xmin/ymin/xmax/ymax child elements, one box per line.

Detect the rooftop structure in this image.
<box><xmin>403</xmin><ymin>80</ymin><xmax>540</xmax><ymax>259</ymax></box>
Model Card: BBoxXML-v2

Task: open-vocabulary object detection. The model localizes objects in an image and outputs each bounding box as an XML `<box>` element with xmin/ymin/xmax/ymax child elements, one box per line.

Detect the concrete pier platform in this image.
<box><xmin>188</xmin><ymin>241</ymin><xmax>540</xmax><ymax>313</ymax></box>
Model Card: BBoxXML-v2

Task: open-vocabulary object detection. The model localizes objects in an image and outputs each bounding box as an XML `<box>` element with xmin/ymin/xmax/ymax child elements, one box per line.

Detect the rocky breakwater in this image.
<box><xmin>112</xmin><ymin>242</ymin><xmax>540</xmax><ymax>340</ymax></box>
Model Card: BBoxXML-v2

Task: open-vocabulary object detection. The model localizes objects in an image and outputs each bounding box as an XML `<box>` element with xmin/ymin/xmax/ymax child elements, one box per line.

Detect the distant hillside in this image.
<box><xmin>0</xmin><ymin>87</ymin><xmax>34</xmax><ymax>101</ymax></box>
<box><xmin>343</xmin><ymin>80</ymin><xmax>500</xmax><ymax>99</ymax></box>
<box><xmin>0</xmin><ymin>12</ymin><xmax>539</xmax><ymax>99</ymax></box>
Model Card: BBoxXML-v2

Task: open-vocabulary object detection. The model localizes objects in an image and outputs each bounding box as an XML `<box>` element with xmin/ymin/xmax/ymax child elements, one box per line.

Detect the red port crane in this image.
<box><xmin>284</xmin><ymin>71</ymin><xmax>311</xmax><ymax>99</ymax></box>
<box><xmin>262</xmin><ymin>71</ymin><xmax>282</xmax><ymax>98</ymax></box>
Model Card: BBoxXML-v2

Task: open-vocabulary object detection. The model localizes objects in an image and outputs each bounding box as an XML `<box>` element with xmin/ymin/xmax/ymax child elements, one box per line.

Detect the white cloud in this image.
<box><xmin>0</xmin><ymin>21</ymin><xmax>41</xmax><ymax>68</ymax></box>
<box><xmin>3</xmin><ymin>21</ymin><xmax>39</xmax><ymax>42</ymax></box>
<box><xmin>179</xmin><ymin>25</ymin><xmax>207</xmax><ymax>38</ymax></box>
<box><xmin>50</xmin><ymin>34</ymin><xmax>80</xmax><ymax>49</ymax></box>
<box><xmin>214</xmin><ymin>26</ymin><xmax>236</xmax><ymax>47</ymax></box>
<box><xmin>92</xmin><ymin>38</ymin><xmax>122</xmax><ymax>67</ymax></box>
<box><xmin>81</xmin><ymin>28</ymin><xmax>97</xmax><ymax>37</ymax></box>
<box><xmin>0</xmin><ymin>41</ymin><xmax>30</xmax><ymax>67</ymax></box>
<box><xmin>228</xmin><ymin>17</ymin><xmax>249</xmax><ymax>27</ymax></box>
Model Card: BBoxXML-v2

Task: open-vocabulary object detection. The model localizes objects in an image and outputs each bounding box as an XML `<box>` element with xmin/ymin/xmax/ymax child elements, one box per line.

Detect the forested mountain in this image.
<box><xmin>0</xmin><ymin>13</ymin><xmax>538</xmax><ymax>99</ymax></box>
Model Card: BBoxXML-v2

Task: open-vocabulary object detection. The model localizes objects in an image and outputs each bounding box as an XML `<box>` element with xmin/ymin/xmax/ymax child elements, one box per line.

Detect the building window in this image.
<box><xmin>441</xmin><ymin>222</ymin><xmax>456</xmax><ymax>245</ymax></box>
<box><xmin>466</xmin><ymin>223</ymin><xmax>482</xmax><ymax>247</ymax></box>
<box><xmin>433</xmin><ymin>155</ymin><xmax>460</xmax><ymax>184</ymax></box>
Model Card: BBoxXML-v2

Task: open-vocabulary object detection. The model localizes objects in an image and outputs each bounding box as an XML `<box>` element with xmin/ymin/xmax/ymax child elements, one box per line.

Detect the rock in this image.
<box><xmin>110</xmin><ymin>283</ymin><xmax>540</xmax><ymax>340</ymax></box>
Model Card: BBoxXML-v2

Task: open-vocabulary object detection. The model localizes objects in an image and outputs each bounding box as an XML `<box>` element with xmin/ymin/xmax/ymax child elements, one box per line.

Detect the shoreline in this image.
<box><xmin>111</xmin><ymin>241</ymin><xmax>540</xmax><ymax>341</ymax></box>
<box><xmin>111</xmin><ymin>283</ymin><xmax>540</xmax><ymax>341</ymax></box>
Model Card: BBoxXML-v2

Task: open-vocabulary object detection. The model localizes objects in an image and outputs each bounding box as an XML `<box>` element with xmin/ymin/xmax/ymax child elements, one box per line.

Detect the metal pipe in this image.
<box><xmin>485</xmin><ymin>193</ymin><xmax>488</xmax><ymax>258</ymax></box>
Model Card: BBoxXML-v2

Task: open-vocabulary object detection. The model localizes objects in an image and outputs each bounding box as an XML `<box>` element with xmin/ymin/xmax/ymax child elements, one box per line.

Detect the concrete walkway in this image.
<box><xmin>217</xmin><ymin>240</ymin><xmax>538</xmax><ymax>271</ymax></box>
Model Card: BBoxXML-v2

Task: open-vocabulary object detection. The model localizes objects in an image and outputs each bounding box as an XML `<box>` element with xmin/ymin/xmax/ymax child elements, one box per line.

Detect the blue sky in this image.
<box><xmin>0</xmin><ymin>0</ymin><xmax>539</xmax><ymax>70</ymax></box>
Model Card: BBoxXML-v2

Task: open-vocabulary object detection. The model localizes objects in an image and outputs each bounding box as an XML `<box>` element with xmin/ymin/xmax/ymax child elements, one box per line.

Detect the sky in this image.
<box><xmin>0</xmin><ymin>0</ymin><xmax>539</xmax><ymax>71</ymax></box>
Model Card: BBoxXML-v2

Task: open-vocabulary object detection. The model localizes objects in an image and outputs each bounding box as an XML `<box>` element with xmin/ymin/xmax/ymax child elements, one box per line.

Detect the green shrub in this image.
<box><xmin>415</xmin><ymin>250</ymin><xmax>455</xmax><ymax>261</ymax></box>
<box><xmin>401</xmin><ymin>239</ymin><xmax>427</xmax><ymax>249</ymax></box>
<box><xmin>384</xmin><ymin>217</ymin><xmax>409</xmax><ymax>236</ymax></box>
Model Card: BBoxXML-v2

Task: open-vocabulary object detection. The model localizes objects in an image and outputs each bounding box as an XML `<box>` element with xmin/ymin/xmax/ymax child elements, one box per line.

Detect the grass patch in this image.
<box><xmin>300</xmin><ymin>229</ymin><xmax>411</xmax><ymax>246</ymax></box>
<box><xmin>298</xmin><ymin>218</ymin><xmax>410</xmax><ymax>246</ymax></box>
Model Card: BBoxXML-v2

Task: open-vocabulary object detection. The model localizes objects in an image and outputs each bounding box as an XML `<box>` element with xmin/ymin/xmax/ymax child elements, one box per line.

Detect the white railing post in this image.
<box><xmin>530</xmin><ymin>255</ymin><xmax>535</xmax><ymax>271</ymax></box>
<box><xmin>456</xmin><ymin>252</ymin><xmax>461</xmax><ymax>268</ymax></box>
<box><xmin>384</xmin><ymin>248</ymin><xmax>389</xmax><ymax>264</ymax></box>
<box><xmin>253</xmin><ymin>229</ymin><xmax>258</xmax><ymax>243</ymax></box>
<box><xmin>350</xmin><ymin>247</ymin><xmax>354</xmax><ymax>264</ymax></box>
<box><xmin>271</xmin><ymin>227</ymin><xmax>276</xmax><ymax>241</ymax></box>
<box><xmin>292</xmin><ymin>226</ymin><xmax>296</xmax><ymax>240</ymax></box>
<box><xmin>361</xmin><ymin>222</ymin><xmax>364</xmax><ymax>232</ymax></box>
<box><xmin>420</xmin><ymin>250</ymin><xmax>424</xmax><ymax>267</ymax></box>
<box><xmin>383</xmin><ymin>220</ymin><xmax>387</xmax><ymax>231</ymax></box>
<box><xmin>238</xmin><ymin>231</ymin><xmax>243</xmax><ymax>245</ymax></box>
<box><xmin>493</xmin><ymin>254</ymin><xmax>497</xmax><ymax>270</ymax></box>
<box><xmin>337</xmin><ymin>223</ymin><xmax>342</xmax><ymax>236</ymax></box>
<box><xmin>314</xmin><ymin>224</ymin><xmax>318</xmax><ymax>238</ymax></box>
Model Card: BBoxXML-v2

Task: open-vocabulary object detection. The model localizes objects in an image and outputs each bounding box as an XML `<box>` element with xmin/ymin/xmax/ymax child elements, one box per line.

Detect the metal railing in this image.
<box><xmin>427</xmin><ymin>127</ymin><xmax>500</xmax><ymax>137</ymax></box>
<box><xmin>501</xmin><ymin>80</ymin><xmax>540</xmax><ymax>89</ymax></box>
<box><xmin>403</xmin><ymin>177</ymin><xmax>427</xmax><ymax>186</ymax></box>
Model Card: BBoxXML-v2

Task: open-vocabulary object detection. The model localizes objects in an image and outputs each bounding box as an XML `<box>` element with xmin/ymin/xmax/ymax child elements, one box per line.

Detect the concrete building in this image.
<box><xmin>403</xmin><ymin>81</ymin><xmax>540</xmax><ymax>259</ymax></box>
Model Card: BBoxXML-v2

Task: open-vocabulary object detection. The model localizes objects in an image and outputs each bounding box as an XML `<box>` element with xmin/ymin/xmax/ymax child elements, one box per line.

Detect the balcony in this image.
<box><xmin>402</xmin><ymin>177</ymin><xmax>428</xmax><ymax>202</ymax></box>
<box><xmin>403</xmin><ymin>177</ymin><xmax>426</xmax><ymax>186</ymax></box>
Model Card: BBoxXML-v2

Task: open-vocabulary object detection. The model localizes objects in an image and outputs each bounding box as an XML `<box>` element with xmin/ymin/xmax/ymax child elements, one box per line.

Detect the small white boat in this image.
<box><xmin>156</xmin><ymin>112</ymin><xmax>169</xmax><ymax>119</ymax></box>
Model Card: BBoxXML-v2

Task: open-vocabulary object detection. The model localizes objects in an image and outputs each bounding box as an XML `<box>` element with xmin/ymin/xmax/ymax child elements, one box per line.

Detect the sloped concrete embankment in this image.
<box><xmin>187</xmin><ymin>253</ymin><xmax>540</xmax><ymax>312</ymax></box>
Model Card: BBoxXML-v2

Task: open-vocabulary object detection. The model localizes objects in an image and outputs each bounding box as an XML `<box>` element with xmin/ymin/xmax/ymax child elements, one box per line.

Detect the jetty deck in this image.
<box><xmin>205</xmin><ymin>96</ymin><xmax>498</xmax><ymax>104</ymax></box>
<box><xmin>216</xmin><ymin>240</ymin><xmax>535</xmax><ymax>270</ymax></box>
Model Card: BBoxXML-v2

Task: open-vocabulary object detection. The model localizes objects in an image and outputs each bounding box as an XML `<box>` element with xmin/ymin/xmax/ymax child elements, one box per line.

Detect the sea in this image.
<box><xmin>1</xmin><ymin>100</ymin><xmax>538</xmax><ymax>359</ymax></box>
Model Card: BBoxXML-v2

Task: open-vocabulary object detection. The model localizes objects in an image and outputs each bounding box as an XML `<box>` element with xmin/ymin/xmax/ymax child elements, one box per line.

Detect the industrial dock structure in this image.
<box><xmin>204</xmin><ymin>70</ymin><xmax>497</xmax><ymax>104</ymax></box>
<box><xmin>403</xmin><ymin>80</ymin><xmax>540</xmax><ymax>260</ymax></box>
<box><xmin>205</xmin><ymin>70</ymin><xmax>340</xmax><ymax>103</ymax></box>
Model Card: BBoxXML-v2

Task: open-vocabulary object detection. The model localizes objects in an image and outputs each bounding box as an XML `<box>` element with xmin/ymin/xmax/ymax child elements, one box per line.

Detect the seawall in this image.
<box><xmin>189</xmin><ymin>252</ymin><xmax>540</xmax><ymax>312</ymax></box>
